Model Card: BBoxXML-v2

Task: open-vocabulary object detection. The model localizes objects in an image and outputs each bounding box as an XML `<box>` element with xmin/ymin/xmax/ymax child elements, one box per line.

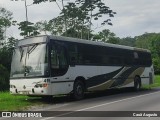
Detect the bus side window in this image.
<box><xmin>50</xmin><ymin>42</ymin><xmax>68</xmax><ymax>77</ymax></box>
<box><xmin>51</xmin><ymin>45</ymin><xmax>59</xmax><ymax>69</ymax></box>
<box><xmin>68</xmin><ymin>43</ymin><xmax>79</xmax><ymax>64</ymax></box>
<box><xmin>57</xmin><ymin>46</ymin><xmax>68</xmax><ymax>68</ymax></box>
<box><xmin>51</xmin><ymin>43</ymin><xmax>68</xmax><ymax>67</ymax></box>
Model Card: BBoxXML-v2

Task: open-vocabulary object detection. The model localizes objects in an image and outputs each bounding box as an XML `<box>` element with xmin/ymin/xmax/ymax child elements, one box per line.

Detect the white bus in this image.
<box><xmin>10</xmin><ymin>35</ymin><xmax>154</xmax><ymax>100</ymax></box>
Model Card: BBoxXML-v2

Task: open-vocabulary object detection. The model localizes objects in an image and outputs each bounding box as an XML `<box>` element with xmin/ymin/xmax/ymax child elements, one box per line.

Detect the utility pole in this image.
<box><xmin>11</xmin><ymin>0</ymin><xmax>32</xmax><ymax>22</ymax></box>
<box><xmin>24</xmin><ymin>0</ymin><xmax>28</xmax><ymax>22</ymax></box>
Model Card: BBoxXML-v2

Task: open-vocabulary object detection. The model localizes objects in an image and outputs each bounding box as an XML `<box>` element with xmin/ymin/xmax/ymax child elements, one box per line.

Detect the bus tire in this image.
<box><xmin>73</xmin><ymin>80</ymin><xmax>85</xmax><ymax>100</ymax></box>
<box><xmin>134</xmin><ymin>76</ymin><xmax>141</xmax><ymax>91</ymax></box>
<box><xmin>41</xmin><ymin>95</ymin><xmax>53</xmax><ymax>101</ymax></box>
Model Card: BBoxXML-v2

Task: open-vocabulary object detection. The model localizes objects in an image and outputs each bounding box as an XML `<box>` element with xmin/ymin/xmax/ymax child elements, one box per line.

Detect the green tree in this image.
<box><xmin>0</xmin><ymin>36</ymin><xmax>17</xmax><ymax>91</ymax></box>
<box><xmin>18</xmin><ymin>21</ymin><xmax>40</xmax><ymax>37</ymax></box>
<box><xmin>33</xmin><ymin>0</ymin><xmax>56</xmax><ymax>4</ymax></box>
<box><xmin>33</xmin><ymin>0</ymin><xmax>67</xmax><ymax>32</ymax></box>
<box><xmin>0</xmin><ymin>7</ymin><xmax>13</xmax><ymax>43</ymax></box>
<box><xmin>92</xmin><ymin>29</ymin><xmax>119</xmax><ymax>44</ymax></box>
<box><xmin>0</xmin><ymin>7</ymin><xmax>17</xmax><ymax>91</ymax></box>
<box><xmin>35</xmin><ymin>20</ymin><xmax>51</xmax><ymax>35</ymax></box>
<box><xmin>152</xmin><ymin>57</ymin><xmax>160</xmax><ymax>74</ymax></box>
<box><xmin>119</xmin><ymin>37</ymin><xmax>136</xmax><ymax>47</ymax></box>
<box><xmin>0</xmin><ymin>48</ymin><xmax>11</xmax><ymax>91</ymax></box>
<box><xmin>0</xmin><ymin>64</ymin><xmax>9</xmax><ymax>91</ymax></box>
<box><xmin>150</xmin><ymin>37</ymin><xmax>160</xmax><ymax>74</ymax></box>
<box><xmin>5</xmin><ymin>37</ymin><xmax>17</xmax><ymax>50</ymax></box>
<box><xmin>135</xmin><ymin>33</ymin><xmax>155</xmax><ymax>49</ymax></box>
<box><xmin>35</xmin><ymin>18</ymin><xmax>64</xmax><ymax>35</ymax></box>
<box><xmin>75</xmin><ymin>0</ymin><xmax>116</xmax><ymax>38</ymax></box>
<box><xmin>135</xmin><ymin>32</ymin><xmax>160</xmax><ymax>74</ymax></box>
<box><xmin>33</xmin><ymin>0</ymin><xmax>116</xmax><ymax>39</ymax></box>
<box><xmin>107</xmin><ymin>37</ymin><xmax>120</xmax><ymax>44</ymax></box>
<box><xmin>60</xmin><ymin>1</ymin><xmax>116</xmax><ymax>39</ymax></box>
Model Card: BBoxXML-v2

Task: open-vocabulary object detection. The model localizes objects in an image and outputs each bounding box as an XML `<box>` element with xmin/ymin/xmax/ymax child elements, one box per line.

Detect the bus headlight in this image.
<box><xmin>43</xmin><ymin>83</ymin><xmax>48</xmax><ymax>88</ymax></box>
<box><xmin>34</xmin><ymin>83</ymin><xmax>48</xmax><ymax>88</ymax></box>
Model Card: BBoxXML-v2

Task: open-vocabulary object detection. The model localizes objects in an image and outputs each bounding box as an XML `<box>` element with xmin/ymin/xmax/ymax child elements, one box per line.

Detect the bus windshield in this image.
<box><xmin>10</xmin><ymin>43</ymin><xmax>48</xmax><ymax>78</ymax></box>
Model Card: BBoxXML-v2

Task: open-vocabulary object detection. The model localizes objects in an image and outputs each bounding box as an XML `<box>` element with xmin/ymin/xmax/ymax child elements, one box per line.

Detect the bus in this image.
<box><xmin>10</xmin><ymin>35</ymin><xmax>154</xmax><ymax>100</ymax></box>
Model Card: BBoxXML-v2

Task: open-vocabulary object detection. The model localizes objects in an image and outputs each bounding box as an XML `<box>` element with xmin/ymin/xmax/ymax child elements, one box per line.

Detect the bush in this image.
<box><xmin>152</xmin><ymin>56</ymin><xmax>160</xmax><ymax>75</ymax></box>
<box><xmin>0</xmin><ymin>64</ymin><xmax>9</xmax><ymax>91</ymax></box>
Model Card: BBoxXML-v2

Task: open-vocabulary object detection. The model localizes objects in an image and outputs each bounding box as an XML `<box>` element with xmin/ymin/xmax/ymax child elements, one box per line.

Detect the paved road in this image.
<box><xmin>1</xmin><ymin>88</ymin><xmax>160</xmax><ymax>120</ymax></box>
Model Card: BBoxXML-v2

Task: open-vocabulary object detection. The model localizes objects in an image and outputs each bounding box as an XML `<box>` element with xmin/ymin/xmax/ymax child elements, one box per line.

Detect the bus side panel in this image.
<box><xmin>50</xmin><ymin>82</ymin><xmax>74</xmax><ymax>95</ymax></box>
<box><xmin>87</xmin><ymin>66</ymin><xmax>152</xmax><ymax>91</ymax></box>
<box><xmin>10</xmin><ymin>78</ymin><xmax>53</xmax><ymax>95</ymax></box>
<box><xmin>141</xmin><ymin>66</ymin><xmax>154</xmax><ymax>85</ymax></box>
<box><xmin>86</xmin><ymin>66</ymin><xmax>125</xmax><ymax>91</ymax></box>
<box><xmin>52</xmin><ymin>65</ymin><xmax>124</xmax><ymax>93</ymax></box>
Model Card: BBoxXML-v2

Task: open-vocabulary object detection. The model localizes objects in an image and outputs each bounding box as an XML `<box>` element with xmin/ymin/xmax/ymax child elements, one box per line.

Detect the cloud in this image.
<box><xmin>107</xmin><ymin>0</ymin><xmax>160</xmax><ymax>37</ymax></box>
<box><xmin>1</xmin><ymin>0</ymin><xmax>160</xmax><ymax>39</ymax></box>
<box><xmin>0</xmin><ymin>0</ymin><xmax>61</xmax><ymax>38</ymax></box>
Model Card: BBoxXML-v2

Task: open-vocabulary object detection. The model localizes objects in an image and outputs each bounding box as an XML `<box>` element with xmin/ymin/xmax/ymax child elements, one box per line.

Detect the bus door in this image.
<box><xmin>50</xmin><ymin>41</ymin><xmax>69</xmax><ymax>77</ymax></box>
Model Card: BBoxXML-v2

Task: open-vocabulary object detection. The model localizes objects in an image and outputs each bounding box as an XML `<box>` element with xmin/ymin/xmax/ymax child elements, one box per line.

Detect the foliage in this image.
<box><xmin>62</xmin><ymin>0</ymin><xmax>116</xmax><ymax>39</ymax></box>
<box><xmin>135</xmin><ymin>33</ymin><xmax>153</xmax><ymax>49</ymax></box>
<box><xmin>150</xmin><ymin>37</ymin><xmax>160</xmax><ymax>74</ymax></box>
<box><xmin>107</xmin><ymin>37</ymin><xmax>120</xmax><ymax>44</ymax></box>
<box><xmin>0</xmin><ymin>7</ymin><xmax>13</xmax><ymax>41</ymax></box>
<box><xmin>35</xmin><ymin>18</ymin><xmax>64</xmax><ymax>36</ymax></box>
<box><xmin>0</xmin><ymin>37</ymin><xmax>17</xmax><ymax>91</ymax></box>
<box><xmin>135</xmin><ymin>33</ymin><xmax>160</xmax><ymax>74</ymax></box>
<box><xmin>33</xmin><ymin>0</ymin><xmax>56</xmax><ymax>4</ymax></box>
<box><xmin>74</xmin><ymin>0</ymin><xmax>116</xmax><ymax>25</ymax></box>
<box><xmin>34</xmin><ymin>0</ymin><xmax>116</xmax><ymax>39</ymax></box>
<box><xmin>5</xmin><ymin>37</ymin><xmax>17</xmax><ymax>49</ymax></box>
<box><xmin>152</xmin><ymin>57</ymin><xmax>160</xmax><ymax>74</ymax></box>
<box><xmin>92</xmin><ymin>29</ymin><xmax>119</xmax><ymax>44</ymax></box>
<box><xmin>119</xmin><ymin>37</ymin><xmax>136</xmax><ymax>47</ymax></box>
<box><xmin>0</xmin><ymin>64</ymin><xmax>9</xmax><ymax>91</ymax></box>
<box><xmin>18</xmin><ymin>21</ymin><xmax>40</xmax><ymax>37</ymax></box>
<box><xmin>1</xmin><ymin>1</ymin><xmax>160</xmax><ymax>92</ymax></box>
<box><xmin>35</xmin><ymin>20</ymin><xmax>52</xmax><ymax>35</ymax></box>
<box><xmin>0</xmin><ymin>7</ymin><xmax>18</xmax><ymax>91</ymax></box>
<box><xmin>0</xmin><ymin>47</ymin><xmax>12</xmax><ymax>73</ymax></box>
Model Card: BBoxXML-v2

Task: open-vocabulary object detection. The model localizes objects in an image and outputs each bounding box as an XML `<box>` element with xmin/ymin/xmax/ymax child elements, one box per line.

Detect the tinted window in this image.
<box><xmin>50</xmin><ymin>41</ymin><xmax>68</xmax><ymax>76</ymax></box>
<box><xmin>134</xmin><ymin>51</ymin><xmax>152</xmax><ymax>66</ymax></box>
<box><xmin>78</xmin><ymin>44</ymin><xmax>102</xmax><ymax>65</ymax></box>
<box><xmin>50</xmin><ymin>40</ymin><xmax>152</xmax><ymax>67</ymax></box>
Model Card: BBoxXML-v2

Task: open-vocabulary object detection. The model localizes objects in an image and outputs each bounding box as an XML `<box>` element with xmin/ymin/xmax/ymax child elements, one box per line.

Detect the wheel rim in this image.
<box><xmin>135</xmin><ymin>77</ymin><xmax>141</xmax><ymax>90</ymax></box>
<box><xmin>137</xmin><ymin>82</ymin><xmax>140</xmax><ymax>89</ymax></box>
<box><xmin>76</xmin><ymin>85</ymin><xmax>83</xmax><ymax>96</ymax></box>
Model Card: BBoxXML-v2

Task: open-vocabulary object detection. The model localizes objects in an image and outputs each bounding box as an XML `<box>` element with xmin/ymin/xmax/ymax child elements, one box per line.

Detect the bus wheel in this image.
<box><xmin>73</xmin><ymin>80</ymin><xmax>85</xmax><ymax>100</ymax></box>
<box><xmin>134</xmin><ymin>76</ymin><xmax>141</xmax><ymax>91</ymax></box>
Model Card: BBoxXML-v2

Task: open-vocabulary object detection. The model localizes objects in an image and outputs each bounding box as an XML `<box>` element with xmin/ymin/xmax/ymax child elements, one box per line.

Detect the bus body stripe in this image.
<box><xmin>86</xmin><ymin>67</ymin><xmax>124</xmax><ymax>88</ymax></box>
<box><xmin>87</xmin><ymin>67</ymin><xmax>145</xmax><ymax>91</ymax></box>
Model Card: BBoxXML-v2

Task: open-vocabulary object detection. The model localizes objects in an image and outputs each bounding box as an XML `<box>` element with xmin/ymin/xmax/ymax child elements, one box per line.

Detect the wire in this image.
<box><xmin>56</xmin><ymin>1</ymin><xmax>62</xmax><ymax>11</ymax></box>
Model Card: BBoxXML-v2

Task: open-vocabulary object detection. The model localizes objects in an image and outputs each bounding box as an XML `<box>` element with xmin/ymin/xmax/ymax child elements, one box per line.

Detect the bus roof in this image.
<box><xmin>21</xmin><ymin>35</ymin><xmax>150</xmax><ymax>53</ymax></box>
<box><xmin>49</xmin><ymin>35</ymin><xmax>150</xmax><ymax>53</ymax></box>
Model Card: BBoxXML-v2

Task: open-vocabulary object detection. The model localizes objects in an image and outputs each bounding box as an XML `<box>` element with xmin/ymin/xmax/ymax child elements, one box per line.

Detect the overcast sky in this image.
<box><xmin>0</xmin><ymin>0</ymin><xmax>160</xmax><ymax>39</ymax></box>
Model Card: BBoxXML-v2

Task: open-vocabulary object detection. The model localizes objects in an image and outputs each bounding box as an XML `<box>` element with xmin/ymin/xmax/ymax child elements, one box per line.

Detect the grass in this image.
<box><xmin>0</xmin><ymin>92</ymin><xmax>43</xmax><ymax>111</ymax></box>
<box><xmin>151</xmin><ymin>75</ymin><xmax>160</xmax><ymax>87</ymax></box>
<box><xmin>143</xmin><ymin>75</ymin><xmax>160</xmax><ymax>89</ymax></box>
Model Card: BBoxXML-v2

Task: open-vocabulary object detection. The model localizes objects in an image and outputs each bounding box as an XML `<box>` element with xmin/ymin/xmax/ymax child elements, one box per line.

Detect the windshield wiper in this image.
<box><xmin>27</xmin><ymin>44</ymin><xmax>38</xmax><ymax>58</ymax></box>
<box><xmin>19</xmin><ymin>47</ymin><xmax>24</xmax><ymax>62</ymax></box>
